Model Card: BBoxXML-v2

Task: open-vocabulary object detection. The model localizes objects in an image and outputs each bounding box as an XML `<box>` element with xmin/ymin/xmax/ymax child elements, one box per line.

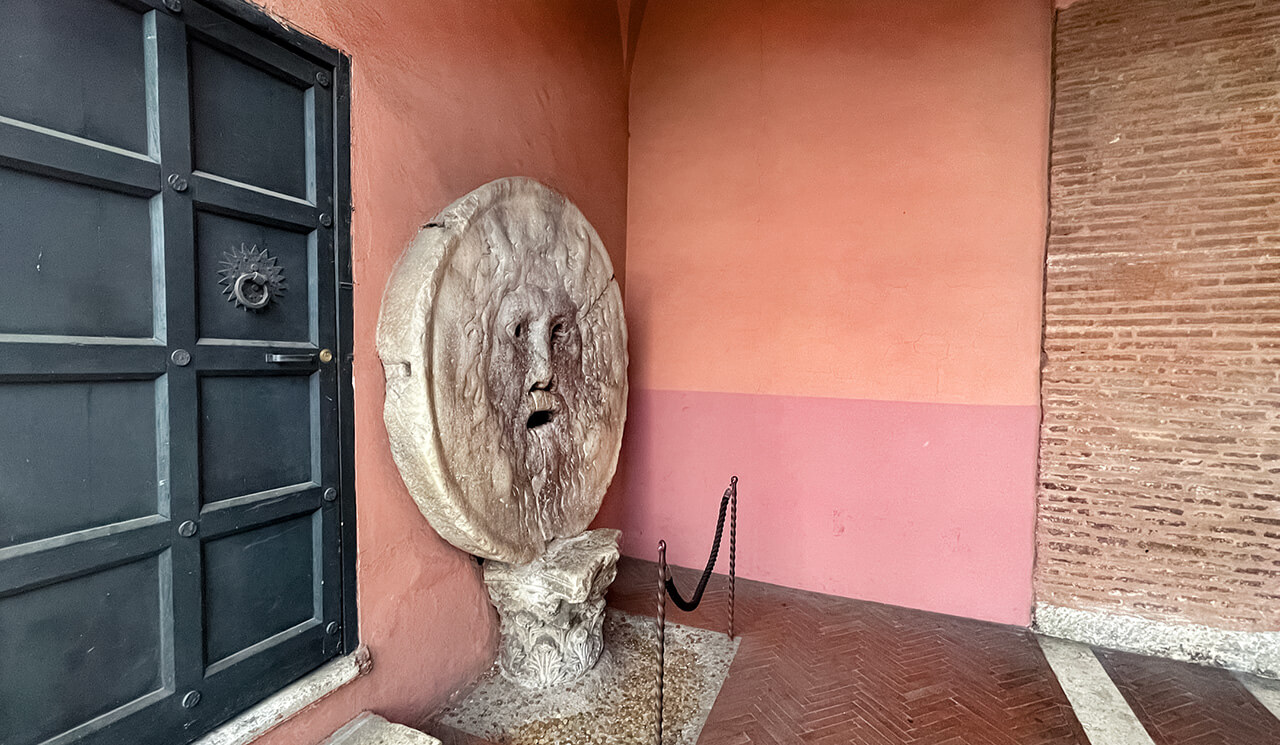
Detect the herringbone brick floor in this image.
<box><xmin>609</xmin><ymin>559</ymin><xmax>1090</xmax><ymax>745</ymax></box>
<box><xmin>430</xmin><ymin>558</ymin><xmax>1280</xmax><ymax>744</ymax></box>
<box><xmin>1097</xmin><ymin>649</ymin><xmax>1280</xmax><ymax>745</ymax></box>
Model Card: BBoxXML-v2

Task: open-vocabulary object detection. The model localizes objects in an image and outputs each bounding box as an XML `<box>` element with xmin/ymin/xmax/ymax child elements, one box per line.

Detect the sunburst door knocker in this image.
<box><xmin>218</xmin><ymin>243</ymin><xmax>287</xmax><ymax>311</ymax></box>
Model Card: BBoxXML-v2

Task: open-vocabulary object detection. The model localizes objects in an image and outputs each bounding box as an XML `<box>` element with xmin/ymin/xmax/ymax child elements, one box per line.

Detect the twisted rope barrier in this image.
<box><xmin>663</xmin><ymin>477</ymin><xmax>738</xmax><ymax>612</ymax></box>
<box><xmin>654</xmin><ymin>476</ymin><xmax>738</xmax><ymax>745</ymax></box>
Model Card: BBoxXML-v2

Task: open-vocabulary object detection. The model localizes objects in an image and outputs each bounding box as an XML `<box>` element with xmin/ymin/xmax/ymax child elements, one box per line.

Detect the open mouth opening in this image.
<box><xmin>526</xmin><ymin>410</ymin><xmax>555</xmax><ymax>429</ymax></box>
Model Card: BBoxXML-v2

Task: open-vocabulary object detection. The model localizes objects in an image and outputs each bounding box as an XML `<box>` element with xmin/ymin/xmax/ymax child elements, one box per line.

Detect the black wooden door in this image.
<box><xmin>0</xmin><ymin>2</ymin><xmax>352</xmax><ymax>744</ymax></box>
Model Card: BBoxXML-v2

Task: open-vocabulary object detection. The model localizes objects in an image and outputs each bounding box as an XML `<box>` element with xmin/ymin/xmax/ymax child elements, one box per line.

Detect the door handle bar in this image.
<box><xmin>265</xmin><ymin>353</ymin><xmax>317</xmax><ymax>363</ymax></box>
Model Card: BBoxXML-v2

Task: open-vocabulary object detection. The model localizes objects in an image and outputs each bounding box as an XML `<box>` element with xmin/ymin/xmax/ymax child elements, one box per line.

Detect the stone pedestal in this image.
<box><xmin>483</xmin><ymin>529</ymin><xmax>621</xmax><ymax>688</ymax></box>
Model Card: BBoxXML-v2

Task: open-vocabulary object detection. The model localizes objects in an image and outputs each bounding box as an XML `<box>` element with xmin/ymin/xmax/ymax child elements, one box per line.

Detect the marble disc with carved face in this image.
<box><xmin>377</xmin><ymin>178</ymin><xmax>627</xmax><ymax>563</ymax></box>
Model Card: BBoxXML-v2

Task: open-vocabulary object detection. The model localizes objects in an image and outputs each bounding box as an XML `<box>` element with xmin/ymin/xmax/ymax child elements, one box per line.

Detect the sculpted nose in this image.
<box><xmin>527</xmin><ymin>324</ymin><xmax>553</xmax><ymax>392</ymax></box>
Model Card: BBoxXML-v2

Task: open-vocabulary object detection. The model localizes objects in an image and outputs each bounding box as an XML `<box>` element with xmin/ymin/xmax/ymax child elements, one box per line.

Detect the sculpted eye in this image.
<box><xmin>512</xmin><ymin>323</ymin><xmax>523</xmax><ymax>339</ymax></box>
<box><xmin>551</xmin><ymin>322</ymin><xmax>564</xmax><ymax>337</ymax></box>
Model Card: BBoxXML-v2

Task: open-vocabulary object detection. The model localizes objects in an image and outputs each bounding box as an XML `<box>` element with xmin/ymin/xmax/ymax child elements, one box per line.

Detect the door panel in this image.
<box><xmin>0</xmin><ymin>166</ymin><xmax>157</xmax><ymax>338</ymax></box>
<box><xmin>199</xmin><ymin>374</ymin><xmax>315</xmax><ymax>503</ymax></box>
<box><xmin>195</xmin><ymin>211</ymin><xmax>314</xmax><ymax>344</ymax></box>
<box><xmin>202</xmin><ymin>513</ymin><xmax>317</xmax><ymax>665</ymax></box>
<box><xmin>0</xmin><ymin>555</ymin><xmax>166</xmax><ymax>745</ymax></box>
<box><xmin>0</xmin><ymin>379</ymin><xmax>161</xmax><ymax>548</ymax></box>
<box><xmin>0</xmin><ymin>0</ymin><xmax>150</xmax><ymax>154</ymax></box>
<box><xmin>189</xmin><ymin>37</ymin><xmax>310</xmax><ymax>198</ymax></box>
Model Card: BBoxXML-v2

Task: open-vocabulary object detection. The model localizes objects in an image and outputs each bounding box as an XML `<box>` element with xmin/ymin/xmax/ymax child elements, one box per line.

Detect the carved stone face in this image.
<box><xmin>491</xmin><ymin>282</ymin><xmax>582</xmax><ymax>433</ymax></box>
<box><xmin>377</xmin><ymin>178</ymin><xmax>627</xmax><ymax>563</ymax></box>
<box><xmin>485</xmin><ymin>279</ymin><xmax>587</xmax><ymax>536</ymax></box>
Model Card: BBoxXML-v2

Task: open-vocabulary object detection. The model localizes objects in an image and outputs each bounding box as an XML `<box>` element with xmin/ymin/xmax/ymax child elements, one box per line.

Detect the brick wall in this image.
<box><xmin>1037</xmin><ymin>0</ymin><xmax>1280</xmax><ymax>632</ymax></box>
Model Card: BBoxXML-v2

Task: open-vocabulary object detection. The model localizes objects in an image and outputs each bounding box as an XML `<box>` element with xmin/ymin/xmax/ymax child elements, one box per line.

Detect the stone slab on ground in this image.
<box><xmin>436</xmin><ymin>609</ymin><xmax>738</xmax><ymax>745</ymax></box>
<box><xmin>1035</xmin><ymin>602</ymin><xmax>1280</xmax><ymax>678</ymax></box>
<box><xmin>326</xmin><ymin>713</ymin><xmax>442</xmax><ymax>745</ymax></box>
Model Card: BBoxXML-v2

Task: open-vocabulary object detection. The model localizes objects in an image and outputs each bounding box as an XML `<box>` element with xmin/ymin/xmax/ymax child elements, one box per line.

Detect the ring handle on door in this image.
<box><xmin>233</xmin><ymin>272</ymin><xmax>272</xmax><ymax>309</ymax></box>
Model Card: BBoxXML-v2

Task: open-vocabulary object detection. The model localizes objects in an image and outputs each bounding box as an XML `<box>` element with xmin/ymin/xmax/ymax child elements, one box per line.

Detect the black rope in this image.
<box><xmin>664</xmin><ymin>476</ymin><xmax>737</xmax><ymax>612</ymax></box>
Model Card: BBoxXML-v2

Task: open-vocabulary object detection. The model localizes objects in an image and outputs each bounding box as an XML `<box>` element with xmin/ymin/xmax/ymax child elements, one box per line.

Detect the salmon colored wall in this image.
<box><xmin>606</xmin><ymin>0</ymin><xmax>1053</xmax><ymax>625</ymax></box>
<box><xmin>626</xmin><ymin>0</ymin><xmax>1049</xmax><ymax>405</ymax></box>
<box><xmin>242</xmin><ymin>1</ymin><xmax>628</xmax><ymax>742</ymax></box>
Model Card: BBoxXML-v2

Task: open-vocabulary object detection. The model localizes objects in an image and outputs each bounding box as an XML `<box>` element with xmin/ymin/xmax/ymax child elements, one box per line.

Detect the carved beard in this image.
<box><xmin>489</xmin><ymin>362</ymin><xmax>589</xmax><ymax>546</ymax></box>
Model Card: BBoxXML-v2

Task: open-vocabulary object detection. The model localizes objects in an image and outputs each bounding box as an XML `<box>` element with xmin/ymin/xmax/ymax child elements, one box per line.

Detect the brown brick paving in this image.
<box><xmin>429</xmin><ymin>558</ymin><xmax>1278</xmax><ymax>744</ymax></box>
<box><xmin>609</xmin><ymin>559</ymin><xmax>1091</xmax><ymax>745</ymax></box>
<box><xmin>1096</xmin><ymin>648</ymin><xmax>1280</xmax><ymax>745</ymax></box>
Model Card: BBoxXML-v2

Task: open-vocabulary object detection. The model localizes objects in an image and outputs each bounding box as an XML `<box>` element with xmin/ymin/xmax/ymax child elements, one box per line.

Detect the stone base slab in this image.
<box><xmin>437</xmin><ymin>609</ymin><xmax>739</xmax><ymax>745</ymax></box>
<box><xmin>1034</xmin><ymin>602</ymin><xmax>1280</xmax><ymax>679</ymax></box>
<box><xmin>324</xmin><ymin>713</ymin><xmax>441</xmax><ymax>745</ymax></box>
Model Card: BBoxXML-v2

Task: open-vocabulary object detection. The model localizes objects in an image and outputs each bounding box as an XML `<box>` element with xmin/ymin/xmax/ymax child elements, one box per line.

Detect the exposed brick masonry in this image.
<box><xmin>1037</xmin><ymin>0</ymin><xmax>1280</xmax><ymax>631</ymax></box>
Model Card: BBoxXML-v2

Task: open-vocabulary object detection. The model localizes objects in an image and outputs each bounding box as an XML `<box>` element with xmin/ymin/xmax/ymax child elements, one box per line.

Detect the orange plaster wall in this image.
<box><xmin>626</xmin><ymin>0</ymin><xmax>1052</xmax><ymax>407</ymax></box>
<box><xmin>242</xmin><ymin>1</ymin><xmax>629</xmax><ymax>741</ymax></box>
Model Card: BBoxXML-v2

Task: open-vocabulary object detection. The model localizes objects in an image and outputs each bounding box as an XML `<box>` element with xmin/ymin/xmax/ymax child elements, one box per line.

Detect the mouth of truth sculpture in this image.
<box><xmin>378</xmin><ymin>177</ymin><xmax>627</xmax><ymax>687</ymax></box>
<box><xmin>377</xmin><ymin>177</ymin><xmax>626</xmax><ymax>565</ymax></box>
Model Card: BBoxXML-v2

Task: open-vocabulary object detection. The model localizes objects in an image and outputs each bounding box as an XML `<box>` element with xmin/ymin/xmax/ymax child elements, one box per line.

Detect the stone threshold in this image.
<box><xmin>194</xmin><ymin>646</ymin><xmax>373</xmax><ymax>745</ymax></box>
<box><xmin>1034</xmin><ymin>602</ymin><xmax>1280</xmax><ymax>679</ymax></box>
<box><xmin>324</xmin><ymin>712</ymin><xmax>441</xmax><ymax>745</ymax></box>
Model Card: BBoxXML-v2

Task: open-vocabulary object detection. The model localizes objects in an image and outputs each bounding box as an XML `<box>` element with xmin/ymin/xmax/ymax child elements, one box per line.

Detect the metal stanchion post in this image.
<box><xmin>728</xmin><ymin>476</ymin><xmax>737</xmax><ymax>640</ymax></box>
<box><xmin>655</xmin><ymin>540</ymin><xmax>668</xmax><ymax>745</ymax></box>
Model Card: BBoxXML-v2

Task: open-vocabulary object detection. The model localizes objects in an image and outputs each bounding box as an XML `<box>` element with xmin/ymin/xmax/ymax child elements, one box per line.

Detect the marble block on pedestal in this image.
<box><xmin>377</xmin><ymin>177</ymin><xmax>627</xmax><ymax>565</ymax></box>
<box><xmin>483</xmin><ymin>529</ymin><xmax>621</xmax><ymax>689</ymax></box>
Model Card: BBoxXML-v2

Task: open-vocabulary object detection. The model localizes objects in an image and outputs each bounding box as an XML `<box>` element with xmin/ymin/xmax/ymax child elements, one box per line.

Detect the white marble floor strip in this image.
<box><xmin>1037</xmin><ymin>635</ymin><xmax>1157</xmax><ymax>745</ymax></box>
<box><xmin>1235</xmin><ymin>671</ymin><xmax>1280</xmax><ymax>721</ymax></box>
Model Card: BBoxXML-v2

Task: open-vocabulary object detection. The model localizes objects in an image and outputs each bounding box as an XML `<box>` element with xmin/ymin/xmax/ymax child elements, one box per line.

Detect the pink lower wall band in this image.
<box><xmin>605</xmin><ymin>388</ymin><xmax>1041</xmax><ymax>626</ymax></box>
